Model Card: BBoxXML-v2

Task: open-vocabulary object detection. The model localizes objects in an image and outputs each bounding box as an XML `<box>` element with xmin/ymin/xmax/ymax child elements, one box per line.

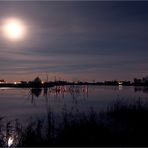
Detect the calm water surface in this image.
<box><xmin>0</xmin><ymin>85</ymin><xmax>148</xmax><ymax>121</ymax></box>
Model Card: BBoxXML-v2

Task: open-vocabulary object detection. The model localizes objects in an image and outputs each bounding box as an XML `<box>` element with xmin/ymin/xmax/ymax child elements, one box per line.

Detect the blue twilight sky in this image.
<box><xmin>0</xmin><ymin>1</ymin><xmax>148</xmax><ymax>82</ymax></box>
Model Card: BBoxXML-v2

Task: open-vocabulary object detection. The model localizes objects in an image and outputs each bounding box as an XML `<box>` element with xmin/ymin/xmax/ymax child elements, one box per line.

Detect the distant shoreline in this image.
<box><xmin>0</xmin><ymin>83</ymin><xmax>148</xmax><ymax>88</ymax></box>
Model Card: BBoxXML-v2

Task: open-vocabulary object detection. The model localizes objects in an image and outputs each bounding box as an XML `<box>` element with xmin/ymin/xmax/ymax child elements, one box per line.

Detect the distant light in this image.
<box><xmin>8</xmin><ymin>137</ymin><xmax>14</xmax><ymax>147</ymax></box>
<box><xmin>0</xmin><ymin>80</ymin><xmax>6</xmax><ymax>84</ymax></box>
<box><xmin>41</xmin><ymin>81</ymin><xmax>44</xmax><ymax>84</ymax></box>
<box><xmin>13</xmin><ymin>81</ymin><xmax>21</xmax><ymax>84</ymax></box>
<box><xmin>118</xmin><ymin>81</ymin><xmax>123</xmax><ymax>85</ymax></box>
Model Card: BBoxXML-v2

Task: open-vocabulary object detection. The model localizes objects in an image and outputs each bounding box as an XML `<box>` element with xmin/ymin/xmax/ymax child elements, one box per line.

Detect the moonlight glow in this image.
<box><xmin>2</xmin><ymin>18</ymin><xmax>26</xmax><ymax>41</ymax></box>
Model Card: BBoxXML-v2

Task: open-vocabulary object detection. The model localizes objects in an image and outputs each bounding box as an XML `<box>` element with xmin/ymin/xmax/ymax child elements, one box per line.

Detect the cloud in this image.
<box><xmin>0</xmin><ymin>1</ymin><xmax>148</xmax><ymax>81</ymax></box>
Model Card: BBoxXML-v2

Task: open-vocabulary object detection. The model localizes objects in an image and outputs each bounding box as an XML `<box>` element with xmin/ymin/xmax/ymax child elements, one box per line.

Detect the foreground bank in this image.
<box><xmin>0</xmin><ymin>98</ymin><xmax>148</xmax><ymax>146</ymax></box>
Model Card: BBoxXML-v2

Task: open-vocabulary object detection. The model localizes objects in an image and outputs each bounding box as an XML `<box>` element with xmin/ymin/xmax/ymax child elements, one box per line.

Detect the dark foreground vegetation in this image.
<box><xmin>1</xmin><ymin>99</ymin><xmax>148</xmax><ymax>147</ymax></box>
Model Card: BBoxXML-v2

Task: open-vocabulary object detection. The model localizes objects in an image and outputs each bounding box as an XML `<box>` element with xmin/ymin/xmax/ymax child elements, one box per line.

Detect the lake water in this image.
<box><xmin>0</xmin><ymin>85</ymin><xmax>148</xmax><ymax>122</ymax></box>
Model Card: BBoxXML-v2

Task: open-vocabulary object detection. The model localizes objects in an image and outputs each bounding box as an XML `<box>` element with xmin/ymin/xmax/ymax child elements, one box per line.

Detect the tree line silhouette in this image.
<box><xmin>0</xmin><ymin>76</ymin><xmax>148</xmax><ymax>88</ymax></box>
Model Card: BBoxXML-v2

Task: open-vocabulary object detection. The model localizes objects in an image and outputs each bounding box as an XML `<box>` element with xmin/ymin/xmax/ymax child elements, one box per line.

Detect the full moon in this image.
<box><xmin>2</xmin><ymin>18</ymin><xmax>26</xmax><ymax>41</ymax></box>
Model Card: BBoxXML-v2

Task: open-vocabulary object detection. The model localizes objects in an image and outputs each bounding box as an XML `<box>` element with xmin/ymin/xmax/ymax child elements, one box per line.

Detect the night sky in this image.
<box><xmin>0</xmin><ymin>1</ymin><xmax>148</xmax><ymax>82</ymax></box>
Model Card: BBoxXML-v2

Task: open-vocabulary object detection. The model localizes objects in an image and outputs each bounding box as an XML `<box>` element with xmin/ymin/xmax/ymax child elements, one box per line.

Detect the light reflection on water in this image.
<box><xmin>0</xmin><ymin>85</ymin><xmax>148</xmax><ymax>121</ymax></box>
<box><xmin>8</xmin><ymin>137</ymin><xmax>13</xmax><ymax>147</ymax></box>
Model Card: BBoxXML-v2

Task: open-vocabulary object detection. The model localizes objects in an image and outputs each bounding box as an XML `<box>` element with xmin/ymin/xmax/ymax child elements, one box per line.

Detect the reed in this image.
<box><xmin>1</xmin><ymin>98</ymin><xmax>148</xmax><ymax>146</ymax></box>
